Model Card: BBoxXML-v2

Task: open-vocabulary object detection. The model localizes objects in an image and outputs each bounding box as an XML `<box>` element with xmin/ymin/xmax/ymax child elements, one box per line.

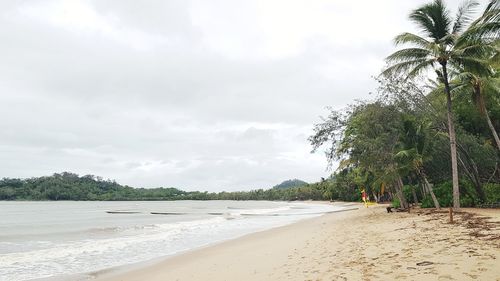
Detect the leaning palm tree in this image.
<box><xmin>454</xmin><ymin>68</ymin><xmax>500</xmax><ymax>150</ymax></box>
<box><xmin>382</xmin><ymin>0</ymin><xmax>494</xmax><ymax>209</ymax></box>
<box><xmin>395</xmin><ymin>118</ymin><xmax>441</xmax><ymax>209</ymax></box>
<box><xmin>454</xmin><ymin>0</ymin><xmax>500</xmax><ymax>150</ymax></box>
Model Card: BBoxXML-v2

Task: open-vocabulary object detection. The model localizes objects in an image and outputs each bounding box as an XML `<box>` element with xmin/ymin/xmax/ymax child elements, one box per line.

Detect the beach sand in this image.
<box><xmin>94</xmin><ymin>204</ymin><xmax>500</xmax><ymax>281</ymax></box>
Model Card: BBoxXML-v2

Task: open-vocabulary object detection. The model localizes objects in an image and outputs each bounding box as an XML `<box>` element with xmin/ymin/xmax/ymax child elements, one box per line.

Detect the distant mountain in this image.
<box><xmin>273</xmin><ymin>179</ymin><xmax>308</xmax><ymax>189</ymax></box>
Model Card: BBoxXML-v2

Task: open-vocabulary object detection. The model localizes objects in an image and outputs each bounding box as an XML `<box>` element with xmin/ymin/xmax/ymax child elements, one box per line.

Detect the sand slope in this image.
<box><xmin>95</xmin><ymin>204</ymin><xmax>500</xmax><ymax>281</ymax></box>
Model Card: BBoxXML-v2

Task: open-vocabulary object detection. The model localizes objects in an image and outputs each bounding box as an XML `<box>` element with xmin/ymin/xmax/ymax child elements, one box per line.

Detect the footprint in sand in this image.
<box><xmin>463</xmin><ymin>272</ymin><xmax>478</xmax><ymax>279</ymax></box>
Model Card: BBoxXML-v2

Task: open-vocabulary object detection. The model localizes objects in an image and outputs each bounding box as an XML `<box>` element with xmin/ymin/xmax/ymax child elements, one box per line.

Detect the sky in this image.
<box><xmin>0</xmin><ymin>0</ymin><xmax>478</xmax><ymax>191</ymax></box>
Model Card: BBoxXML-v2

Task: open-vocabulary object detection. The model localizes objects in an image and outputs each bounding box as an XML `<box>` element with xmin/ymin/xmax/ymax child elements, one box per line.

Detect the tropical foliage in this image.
<box><xmin>0</xmin><ymin>172</ymin><xmax>349</xmax><ymax>201</ymax></box>
<box><xmin>311</xmin><ymin>0</ymin><xmax>499</xmax><ymax>208</ymax></box>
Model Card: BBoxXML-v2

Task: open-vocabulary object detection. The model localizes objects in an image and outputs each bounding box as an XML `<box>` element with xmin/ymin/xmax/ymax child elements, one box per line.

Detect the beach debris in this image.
<box><xmin>106</xmin><ymin>211</ymin><xmax>141</xmax><ymax>214</ymax></box>
<box><xmin>416</xmin><ymin>261</ymin><xmax>434</xmax><ymax>266</ymax></box>
<box><xmin>150</xmin><ymin>212</ymin><xmax>187</xmax><ymax>215</ymax></box>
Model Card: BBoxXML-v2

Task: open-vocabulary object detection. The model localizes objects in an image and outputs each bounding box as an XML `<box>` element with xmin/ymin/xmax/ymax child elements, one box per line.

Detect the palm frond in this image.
<box><xmin>382</xmin><ymin>58</ymin><xmax>435</xmax><ymax>79</ymax></box>
<box><xmin>461</xmin><ymin>22</ymin><xmax>500</xmax><ymax>42</ymax></box>
<box><xmin>410</xmin><ymin>0</ymin><xmax>452</xmax><ymax>41</ymax></box>
<box><xmin>451</xmin><ymin>56</ymin><xmax>493</xmax><ymax>76</ymax></box>
<box><xmin>452</xmin><ymin>0</ymin><xmax>479</xmax><ymax>34</ymax></box>
<box><xmin>407</xmin><ymin>59</ymin><xmax>436</xmax><ymax>78</ymax></box>
<box><xmin>473</xmin><ymin>0</ymin><xmax>500</xmax><ymax>25</ymax></box>
<box><xmin>461</xmin><ymin>1</ymin><xmax>500</xmax><ymax>41</ymax></box>
<box><xmin>394</xmin><ymin>32</ymin><xmax>432</xmax><ymax>48</ymax></box>
<box><xmin>453</xmin><ymin>70</ymin><xmax>477</xmax><ymax>83</ymax></box>
<box><xmin>483</xmin><ymin>77</ymin><xmax>500</xmax><ymax>93</ymax></box>
<box><xmin>454</xmin><ymin>42</ymin><xmax>498</xmax><ymax>61</ymax></box>
<box><xmin>386</xmin><ymin>48</ymin><xmax>431</xmax><ymax>63</ymax></box>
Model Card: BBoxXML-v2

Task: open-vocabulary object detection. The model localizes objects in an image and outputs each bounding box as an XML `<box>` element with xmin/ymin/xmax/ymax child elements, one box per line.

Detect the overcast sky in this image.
<box><xmin>0</xmin><ymin>0</ymin><xmax>478</xmax><ymax>191</ymax></box>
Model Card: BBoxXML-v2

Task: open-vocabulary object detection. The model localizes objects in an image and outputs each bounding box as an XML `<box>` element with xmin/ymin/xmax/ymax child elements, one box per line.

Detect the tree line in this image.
<box><xmin>310</xmin><ymin>0</ymin><xmax>500</xmax><ymax>209</ymax></box>
<box><xmin>0</xmin><ymin>172</ymin><xmax>356</xmax><ymax>202</ymax></box>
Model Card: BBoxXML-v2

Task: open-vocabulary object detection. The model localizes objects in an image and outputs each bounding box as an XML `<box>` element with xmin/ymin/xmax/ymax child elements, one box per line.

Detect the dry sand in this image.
<box><xmin>94</xmin><ymin>204</ymin><xmax>500</xmax><ymax>281</ymax></box>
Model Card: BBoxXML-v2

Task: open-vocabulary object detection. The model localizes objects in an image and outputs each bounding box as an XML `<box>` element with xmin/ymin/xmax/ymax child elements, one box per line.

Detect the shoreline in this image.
<box><xmin>35</xmin><ymin>201</ymin><xmax>354</xmax><ymax>281</ymax></box>
<box><xmin>91</xmin><ymin>203</ymin><xmax>360</xmax><ymax>281</ymax></box>
<box><xmin>92</xmin><ymin>204</ymin><xmax>500</xmax><ymax>281</ymax></box>
<box><xmin>90</xmin><ymin>203</ymin><xmax>360</xmax><ymax>281</ymax></box>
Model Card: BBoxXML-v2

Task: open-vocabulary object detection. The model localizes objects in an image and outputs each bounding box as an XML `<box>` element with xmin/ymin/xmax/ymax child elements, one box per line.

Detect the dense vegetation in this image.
<box><xmin>310</xmin><ymin>0</ymin><xmax>500</xmax><ymax>209</ymax></box>
<box><xmin>0</xmin><ymin>172</ymin><xmax>344</xmax><ymax>201</ymax></box>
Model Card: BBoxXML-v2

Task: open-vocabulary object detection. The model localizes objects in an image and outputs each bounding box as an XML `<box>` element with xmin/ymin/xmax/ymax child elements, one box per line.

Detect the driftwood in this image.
<box><xmin>386</xmin><ymin>206</ymin><xmax>409</xmax><ymax>213</ymax></box>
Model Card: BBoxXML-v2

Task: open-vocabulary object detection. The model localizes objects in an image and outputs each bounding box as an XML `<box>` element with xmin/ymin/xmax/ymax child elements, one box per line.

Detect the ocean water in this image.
<box><xmin>0</xmin><ymin>200</ymin><xmax>345</xmax><ymax>281</ymax></box>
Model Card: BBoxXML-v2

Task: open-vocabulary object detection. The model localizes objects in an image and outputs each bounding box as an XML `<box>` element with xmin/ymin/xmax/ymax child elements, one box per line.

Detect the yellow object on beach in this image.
<box><xmin>361</xmin><ymin>188</ymin><xmax>367</xmax><ymax>207</ymax></box>
<box><xmin>360</xmin><ymin>189</ymin><xmax>377</xmax><ymax>207</ymax></box>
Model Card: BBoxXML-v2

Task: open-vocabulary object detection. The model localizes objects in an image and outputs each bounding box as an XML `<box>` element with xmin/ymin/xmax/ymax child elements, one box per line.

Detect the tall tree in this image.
<box><xmin>455</xmin><ymin>1</ymin><xmax>500</xmax><ymax>150</ymax></box>
<box><xmin>454</xmin><ymin>68</ymin><xmax>500</xmax><ymax>150</ymax></box>
<box><xmin>310</xmin><ymin>102</ymin><xmax>410</xmax><ymax>208</ymax></box>
<box><xmin>395</xmin><ymin>116</ymin><xmax>441</xmax><ymax>208</ymax></box>
<box><xmin>382</xmin><ymin>0</ymin><xmax>493</xmax><ymax>209</ymax></box>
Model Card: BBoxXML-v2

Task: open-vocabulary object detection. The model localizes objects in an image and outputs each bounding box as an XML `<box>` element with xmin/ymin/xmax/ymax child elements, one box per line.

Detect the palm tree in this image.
<box><xmin>395</xmin><ymin>117</ymin><xmax>441</xmax><ymax>209</ymax></box>
<box><xmin>382</xmin><ymin>0</ymin><xmax>493</xmax><ymax>209</ymax></box>
<box><xmin>455</xmin><ymin>1</ymin><xmax>500</xmax><ymax>150</ymax></box>
<box><xmin>454</xmin><ymin>68</ymin><xmax>500</xmax><ymax>150</ymax></box>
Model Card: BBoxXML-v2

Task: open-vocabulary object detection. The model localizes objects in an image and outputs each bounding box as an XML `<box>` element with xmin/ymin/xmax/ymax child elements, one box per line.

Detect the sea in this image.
<box><xmin>0</xmin><ymin>200</ymin><xmax>347</xmax><ymax>281</ymax></box>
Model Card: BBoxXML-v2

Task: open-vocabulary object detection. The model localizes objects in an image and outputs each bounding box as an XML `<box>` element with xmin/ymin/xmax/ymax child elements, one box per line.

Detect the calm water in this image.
<box><xmin>0</xmin><ymin>200</ymin><xmax>344</xmax><ymax>281</ymax></box>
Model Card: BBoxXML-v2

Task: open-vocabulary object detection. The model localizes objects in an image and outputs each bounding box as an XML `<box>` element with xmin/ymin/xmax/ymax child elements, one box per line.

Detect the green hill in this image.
<box><xmin>273</xmin><ymin>179</ymin><xmax>308</xmax><ymax>189</ymax></box>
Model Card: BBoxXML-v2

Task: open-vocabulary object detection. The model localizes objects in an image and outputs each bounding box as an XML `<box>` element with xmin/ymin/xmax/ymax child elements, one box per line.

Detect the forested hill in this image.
<box><xmin>273</xmin><ymin>179</ymin><xmax>308</xmax><ymax>189</ymax></box>
<box><xmin>0</xmin><ymin>172</ymin><xmax>343</xmax><ymax>201</ymax></box>
<box><xmin>0</xmin><ymin>172</ymin><xmax>184</xmax><ymax>201</ymax></box>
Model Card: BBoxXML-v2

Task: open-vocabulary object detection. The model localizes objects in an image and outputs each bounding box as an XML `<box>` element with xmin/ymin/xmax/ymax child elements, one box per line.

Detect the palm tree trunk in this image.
<box><xmin>396</xmin><ymin>177</ymin><xmax>409</xmax><ymax>209</ymax></box>
<box><xmin>474</xmin><ymin>86</ymin><xmax>500</xmax><ymax>151</ymax></box>
<box><xmin>486</xmin><ymin>113</ymin><xmax>500</xmax><ymax>151</ymax></box>
<box><xmin>483</xmin><ymin>106</ymin><xmax>500</xmax><ymax>151</ymax></box>
<box><xmin>456</xmin><ymin>143</ymin><xmax>487</xmax><ymax>203</ymax></box>
<box><xmin>423</xmin><ymin>174</ymin><xmax>440</xmax><ymax>209</ymax></box>
<box><xmin>441</xmin><ymin>64</ymin><xmax>460</xmax><ymax>209</ymax></box>
<box><xmin>411</xmin><ymin>188</ymin><xmax>418</xmax><ymax>204</ymax></box>
<box><xmin>421</xmin><ymin>182</ymin><xmax>428</xmax><ymax>196</ymax></box>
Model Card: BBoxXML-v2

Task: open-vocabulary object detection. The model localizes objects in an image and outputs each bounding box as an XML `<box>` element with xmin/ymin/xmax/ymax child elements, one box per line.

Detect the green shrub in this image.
<box><xmin>484</xmin><ymin>183</ymin><xmax>500</xmax><ymax>203</ymax></box>
<box><xmin>402</xmin><ymin>185</ymin><xmax>413</xmax><ymax>203</ymax></box>
<box><xmin>392</xmin><ymin>198</ymin><xmax>400</xmax><ymax>208</ymax></box>
<box><xmin>421</xmin><ymin>195</ymin><xmax>435</xmax><ymax>208</ymax></box>
<box><xmin>420</xmin><ymin>180</ymin><xmax>478</xmax><ymax>208</ymax></box>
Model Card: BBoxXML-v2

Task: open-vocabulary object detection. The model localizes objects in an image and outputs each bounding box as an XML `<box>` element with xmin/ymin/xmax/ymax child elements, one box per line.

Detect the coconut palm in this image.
<box><xmin>395</xmin><ymin>117</ymin><xmax>441</xmax><ymax>209</ymax></box>
<box><xmin>382</xmin><ymin>0</ymin><xmax>494</xmax><ymax>209</ymax></box>
<box><xmin>454</xmin><ymin>1</ymin><xmax>500</xmax><ymax>150</ymax></box>
<box><xmin>459</xmin><ymin>0</ymin><xmax>500</xmax><ymax>44</ymax></box>
<box><xmin>454</xmin><ymin>68</ymin><xmax>500</xmax><ymax>150</ymax></box>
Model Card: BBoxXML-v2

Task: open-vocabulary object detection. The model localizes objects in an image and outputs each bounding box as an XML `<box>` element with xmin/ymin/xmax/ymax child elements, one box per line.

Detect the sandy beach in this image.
<box><xmin>94</xmin><ymin>204</ymin><xmax>500</xmax><ymax>281</ymax></box>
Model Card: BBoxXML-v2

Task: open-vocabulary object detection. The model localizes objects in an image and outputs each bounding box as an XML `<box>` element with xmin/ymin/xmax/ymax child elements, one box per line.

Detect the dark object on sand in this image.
<box><xmin>150</xmin><ymin>212</ymin><xmax>187</xmax><ymax>215</ymax></box>
<box><xmin>387</xmin><ymin>207</ymin><xmax>408</xmax><ymax>213</ymax></box>
<box><xmin>106</xmin><ymin>211</ymin><xmax>141</xmax><ymax>214</ymax></box>
<box><xmin>416</xmin><ymin>261</ymin><xmax>434</xmax><ymax>266</ymax></box>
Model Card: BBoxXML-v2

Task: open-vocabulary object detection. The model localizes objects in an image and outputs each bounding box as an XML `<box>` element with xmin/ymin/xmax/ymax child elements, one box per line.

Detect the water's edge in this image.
<box><xmin>88</xmin><ymin>205</ymin><xmax>359</xmax><ymax>281</ymax></box>
<box><xmin>0</xmin><ymin>201</ymin><xmax>355</xmax><ymax>281</ymax></box>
